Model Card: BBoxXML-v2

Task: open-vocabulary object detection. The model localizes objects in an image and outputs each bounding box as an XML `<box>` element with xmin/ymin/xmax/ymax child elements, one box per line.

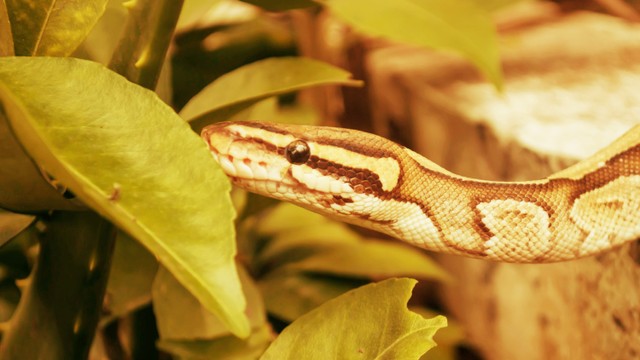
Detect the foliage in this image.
<box><xmin>261</xmin><ymin>278</ymin><xmax>447</xmax><ymax>360</ymax></box>
<box><xmin>0</xmin><ymin>0</ymin><xmax>505</xmax><ymax>357</ymax></box>
<box><xmin>0</xmin><ymin>56</ymin><xmax>247</xmax><ymax>335</ymax></box>
<box><xmin>183</xmin><ymin>56</ymin><xmax>363</xmax><ymax>132</ymax></box>
<box><xmin>322</xmin><ymin>0</ymin><xmax>502</xmax><ymax>87</ymax></box>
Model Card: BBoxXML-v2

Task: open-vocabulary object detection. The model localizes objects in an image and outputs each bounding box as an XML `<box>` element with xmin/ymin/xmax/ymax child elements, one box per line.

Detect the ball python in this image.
<box><xmin>202</xmin><ymin>121</ymin><xmax>640</xmax><ymax>263</ymax></box>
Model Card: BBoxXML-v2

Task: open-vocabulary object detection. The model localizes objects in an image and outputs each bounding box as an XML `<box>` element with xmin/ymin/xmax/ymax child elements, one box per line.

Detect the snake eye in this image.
<box><xmin>285</xmin><ymin>140</ymin><xmax>310</xmax><ymax>164</ymax></box>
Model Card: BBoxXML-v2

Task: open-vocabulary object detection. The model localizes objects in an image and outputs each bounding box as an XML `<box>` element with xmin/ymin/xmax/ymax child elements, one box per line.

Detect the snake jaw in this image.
<box><xmin>204</xmin><ymin>124</ymin><xmax>284</xmax><ymax>181</ymax></box>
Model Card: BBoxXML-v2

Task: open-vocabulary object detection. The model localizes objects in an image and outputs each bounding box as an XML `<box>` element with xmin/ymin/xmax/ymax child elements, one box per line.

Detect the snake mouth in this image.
<box><xmin>203</xmin><ymin>124</ymin><xmax>275</xmax><ymax>180</ymax></box>
<box><xmin>208</xmin><ymin>146</ymin><xmax>285</xmax><ymax>182</ymax></box>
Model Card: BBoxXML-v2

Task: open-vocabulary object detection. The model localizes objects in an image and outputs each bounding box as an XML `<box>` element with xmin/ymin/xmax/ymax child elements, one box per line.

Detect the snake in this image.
<box><xmin>201</xmin><ymin>121</ymin><xmax>640</xmax><ymax>263</ymax></box>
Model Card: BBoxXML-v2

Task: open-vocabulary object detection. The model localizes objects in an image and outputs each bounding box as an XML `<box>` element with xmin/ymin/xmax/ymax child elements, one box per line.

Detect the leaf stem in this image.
<box><xmin>109</xmin><ymin>0</ymin><xmax>184</xmax><ymax>90</ymax></box>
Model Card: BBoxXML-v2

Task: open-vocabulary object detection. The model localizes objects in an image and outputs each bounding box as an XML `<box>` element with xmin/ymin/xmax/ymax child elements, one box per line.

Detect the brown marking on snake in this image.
<box><xmin>355</xmin><ymin>213</ymin><xmax>396</xmax><ymax>226</ymax></box>
<box><xmin>429</xmin><ymin>145</ymin><xmax>640</xmax><ymax>257</ymax></box>
<box><xmin>227</xmin><ymin>121</ymin><xmax>391</xmax><ymax>159</ymax></box>
<box><xmin>471</xmin><ymin>204</ymin><xmax>494</xmax><ymax>242</ymax></box>
<box><xmin>308</xmin><ymin>152</ymin><xmax>448</xmax><ymax>234</ymax></box>
<box><xmin>567</xmin><ymin>144</ymin><xmax>640</xmax><ymax>202</ymax></box>
<box><xmin>281</xmin><ymin>126</ymin><xmax>638</xmax><ymax>258</ymax></box>
<box><xmin>307</xmin><ymin>155</ymin><xmax>388</xmax><ymax>196</ymax></box>
<box><xmin>279</xmin><ymin>168</ymin><xmax>358</xmax><ymax>211</ymax></box>
<box><xmin>306</xmin><ymin>150</ymin><xmax>451</xmax><ymax>237</ymax></box>
<box><xmin>332</xmin><ymin>195</ymin><xmax>353</xmax><ymax>205</ymax></box>
<box><xmin>467</xmin><ymin>183</ymin><xmax>558</xmax><ymax>242</ymax></box>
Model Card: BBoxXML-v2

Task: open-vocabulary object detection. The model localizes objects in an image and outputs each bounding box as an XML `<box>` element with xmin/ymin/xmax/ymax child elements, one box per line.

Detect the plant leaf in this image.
<box><xmin>254</xmin><ymin>202</ymin><xmax>328</xmax><ymax>236</ymax></box>
<box><xmin>257</xmin><ymin>222</ymin><xmax>361</xmax><ymax>266</ymax></box>
<box><xmin>287</xmin><ymin>240</ymin><xmax>452</xmax><ymax>282</ymax></box>
<box><xmin>260</xmin><ymin>278</ymin><xmax>447</xmax><ymax>359</ymax></box>
<box><xmin>103</xmin><ymin>231</ymin><xmax>158</xmax><ymax>321</ymax></box>
<box><xmin>153</xmin><ymin>264</ymin><xmax>265</xmax><ymax>340</ymax></box>
<box><xmin>177</xmin><ymin>0</ymin><xmax>223</xmax><ymax>29</ymax></box>
<box><xmin>258</xmin><ymin>272</ymin><xmax>366</xmax><ymax>322</ymax></box>
<box><xmin>181</xmin><ymin>57</ymin><xmax>363</xmax><ymax>132</ymax></box>
<box><xmin>75</xmin><ymin>0</ymin><xmax>128</xmax><ymax>64</ymax></box>
<box><xmin>6</xmin><ymin>0</ymin><xmax>108</xmax><ymax>56</ymax></box>
<box><xmin>413</xmin><ymin>307</ymin><xmax>465</xmax><ymax>360</ymax></box>
<box><xmin>322</xmin><ymin>0</ymin><xmax>502</xmax><ymax>87</ymax></box>
<box><xmin>0</xmin><ymin>105</ymin><xmax>83</xmax><ymax>212</ymax></box>
<box><xmin>0</xmin><ymin>0</ymin><xmax>13</xmax><ymax>56</ymax></box>
<box><xmin>157</xmin><ymin>325</ymin><xmax>272</xmax><ymax>360</ymax></box>
<box><xmin>0</xmin><ymin>57</ymin><xmax>249</xmax><ymax>337</ymax></box>
<box><xmin>0</xmin><ymin>210</ymin><xmax>34</xmax><ymax>247</ymax></box>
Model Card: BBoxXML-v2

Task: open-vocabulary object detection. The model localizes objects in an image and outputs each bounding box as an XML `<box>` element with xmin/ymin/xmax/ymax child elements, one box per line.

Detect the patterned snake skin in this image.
<box><xmin>202</xmin><ymin>121</ymin><xmax>640</xmax><ymax>263</ymax></box>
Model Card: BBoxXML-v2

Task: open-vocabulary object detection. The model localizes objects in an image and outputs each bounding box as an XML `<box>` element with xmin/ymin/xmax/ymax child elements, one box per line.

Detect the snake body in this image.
<box><xmin>202</xmin><ymin>121</ymin><xmax>640</xmax><ymax>263</ymax></box>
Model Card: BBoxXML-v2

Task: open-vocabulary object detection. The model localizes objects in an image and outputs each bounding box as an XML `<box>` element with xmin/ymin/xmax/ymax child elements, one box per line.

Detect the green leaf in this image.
<box><xmin>0</xmin><ymin>57</ymin><xmax>248</xmax><ymax>337</ymax></box>
<box><xmin>254</xmin><ymin>202</ymin><xmax>328</xmax><ymax>236</ymax></box>
<box><xmin>257</xmin><ymin>222</ymin><xmax>361</xmax><ymax>266</ymax></box>
<box><xmin>153</xmin><ymin>265</ymin><xmax>265</xmax><ymax>340</ymax></box>
<box><xmin>181</xmin><ymin>57</ymin><xmax>363</xmax><ymax>132</ymax></box>
<box><xmin>241</xmin><ymin>0</ymin><xmax>317</xmax><ymax>11</ymax></box>
<box><xmin>253</xmin><ymin>203</ymin><xmax>449</xmax><ymax>282</ymax></box>
<box><xmin>258</xmin><ymin>272</ymin><xmax>366</xmax><ymax>322</ymax></box>
<box><xmin>6</xmin><ymin>0</ymin><xmax>108</xmax><ymax>56</ymax></box>
<box><xmin>224</xmin><ymin>97</ymin><xmax>320</xmax><ymax>126</ymax></box>
<box><xmin>413</xmin><ymin>308</ymin><xmax>464</xmax><ymax>360</ymax></box>
<box><xmin>260</xmin><ymin>278</ymin><xmax>447</xmax><ymax>359</ymax></box>
<box><xmin>178</xmin><ymin>0</ymin><xmax>223</xmax><ymax>29</ymax></box>
<box><xmin>322</xmin><ymin>0</ymin><xmax>502</xmax><ymax>87</ymax></box>
<box><xmin>75</xmin><ymin>0</ymin><xmax>128</xmax><ymax>64</ymax></box>
<box><xmin>0</xmin><ymin>0</ymin><xmax>13</xmax><ymax>56</ymax></box>
<box><xmin>103</xmin><ymin>231</ymin><xmax>158</xmax><ymax>321</ymax></box>
<box><xmin>287</xmin><ymin>240</ymin><xmax>452</xmax><ymax>282</ymax></box>
<box><xmin>0</xmin><ymin>210</ymin><xmax>34</xmax><ymax>247</ymax></box>
<box><xmin>1</xmin><ymin>104</ymin><xmax>82</xmax><ymax>212</ymax></box>
<box><xmin>157</xmin><ymin>325</ymin><xmax>272</xmax><ymax>360</ymax></box>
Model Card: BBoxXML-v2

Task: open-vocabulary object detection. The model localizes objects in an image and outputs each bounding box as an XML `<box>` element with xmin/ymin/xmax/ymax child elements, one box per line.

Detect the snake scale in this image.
<box><xmin>202</xmin><ymin>121</ymin><xmax>640</xmax><ymax>263</ymax></box>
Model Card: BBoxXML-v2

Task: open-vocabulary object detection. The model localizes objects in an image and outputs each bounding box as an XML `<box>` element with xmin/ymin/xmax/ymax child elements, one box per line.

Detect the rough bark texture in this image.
<box><xmin>298</xmin><ymin>7</ymin><xmax>640</xmax><ymax>360</ymax></box>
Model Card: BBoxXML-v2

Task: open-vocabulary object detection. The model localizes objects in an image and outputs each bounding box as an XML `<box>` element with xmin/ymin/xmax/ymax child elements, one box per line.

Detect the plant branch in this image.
<box><xmin>0</xmin><ymin>211</ymin><xmax>116</xmax><ymax>360</ymax></box>
<box><xmin>109</xmin><ymin>0</ymin><xmax>184</xmax><ymax>90</ymax></box>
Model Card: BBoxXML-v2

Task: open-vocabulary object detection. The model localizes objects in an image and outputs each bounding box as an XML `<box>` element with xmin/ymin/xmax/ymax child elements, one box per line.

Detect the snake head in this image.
<box><xmin>202</xmin><ymin>121</ymin><xmax>403</xmax><ymax>220</ymax></box>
